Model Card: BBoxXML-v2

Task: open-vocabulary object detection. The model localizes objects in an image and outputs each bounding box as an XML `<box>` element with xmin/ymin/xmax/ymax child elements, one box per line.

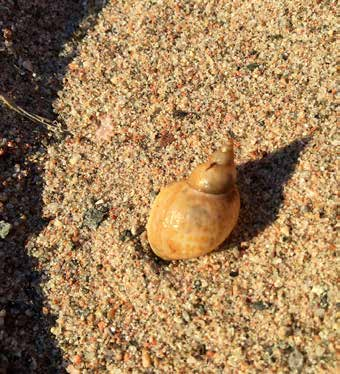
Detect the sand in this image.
<box><xmin>0</xmin><ymin>1</ymin><xmax>337</xmax><ymax>373</ymax></box>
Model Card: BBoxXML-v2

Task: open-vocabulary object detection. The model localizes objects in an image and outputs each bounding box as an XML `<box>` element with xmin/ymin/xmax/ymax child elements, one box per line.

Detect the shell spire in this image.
<box><xmin>187</xmin><ymin>139</ymin><xmax>237</xmax><ymax>194</ymax></box>
<box><xmin>212</xmin><ymin>139</ymin><xmax>234</xmax><ymax>165</ymax></box>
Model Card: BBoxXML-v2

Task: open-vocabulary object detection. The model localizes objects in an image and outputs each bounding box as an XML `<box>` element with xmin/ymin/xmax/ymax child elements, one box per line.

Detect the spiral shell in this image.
<box><xmin>147</xmin><ymin>140</ymin><xmax>240</xmax><ymax>260</ymax></box>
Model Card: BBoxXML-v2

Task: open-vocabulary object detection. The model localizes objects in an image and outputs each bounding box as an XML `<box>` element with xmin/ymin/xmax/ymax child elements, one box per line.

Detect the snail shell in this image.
<box><xmin>146</xmin><ymin>140</ymin><xmax>240</xmax><ymax>260</ymax></box>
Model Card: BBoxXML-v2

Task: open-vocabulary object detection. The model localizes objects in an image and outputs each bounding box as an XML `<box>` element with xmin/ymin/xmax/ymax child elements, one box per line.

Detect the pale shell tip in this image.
<box><xmin>220</xmin><ymin>138</ymin><xmax>234</xmax><ymax>153</ymax></box>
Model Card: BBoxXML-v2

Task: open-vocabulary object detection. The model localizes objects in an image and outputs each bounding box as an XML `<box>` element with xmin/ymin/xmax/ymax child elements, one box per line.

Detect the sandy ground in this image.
<box><xmin>0</xmin><ymin>1</ymin><xmax>337</xmax><ymax>373</ymax></box>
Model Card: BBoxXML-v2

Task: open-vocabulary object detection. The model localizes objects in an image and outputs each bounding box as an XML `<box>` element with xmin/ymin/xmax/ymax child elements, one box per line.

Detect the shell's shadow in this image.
<box><xmin>223</xmin><ymin>137</ymin><xmax>310</xmax><ymax>249</ymax></box>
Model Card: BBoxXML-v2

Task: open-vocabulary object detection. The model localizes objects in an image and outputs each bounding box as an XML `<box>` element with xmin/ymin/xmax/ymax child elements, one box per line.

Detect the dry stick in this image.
<box><xmin>0</xmin><ymin>94</ymin><xmax>64</xmax><ymax>135</ymax></box>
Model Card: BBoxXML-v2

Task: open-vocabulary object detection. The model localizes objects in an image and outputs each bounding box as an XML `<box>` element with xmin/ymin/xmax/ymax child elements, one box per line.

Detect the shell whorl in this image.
<box><xmin>146</xmin><ymin>138</ymin><xmax>240</xmax><ymax>260</ymax></box>
<box><xmin>187</xmin><ymin>140</ymin><xmax>237</xmax><ymax>194</ymax></box>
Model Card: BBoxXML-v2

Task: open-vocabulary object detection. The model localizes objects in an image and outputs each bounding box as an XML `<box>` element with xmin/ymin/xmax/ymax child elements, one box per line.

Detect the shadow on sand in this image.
<box><xmin>224</xmin><ymin>137</ymin><xmax>310</xmax><ymax>250</ymax></box>
<box><xmin>0</xmin><ymin>1</ymin><xmax>106</xmax><ymax>373</ymax></box>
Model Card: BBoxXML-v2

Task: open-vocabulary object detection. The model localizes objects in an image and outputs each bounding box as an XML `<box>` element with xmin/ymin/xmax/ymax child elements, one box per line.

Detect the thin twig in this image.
<box><xmin>0</xmin><ymin>94</ymin><xmax>64</xmax><ymax>136</ymax></box>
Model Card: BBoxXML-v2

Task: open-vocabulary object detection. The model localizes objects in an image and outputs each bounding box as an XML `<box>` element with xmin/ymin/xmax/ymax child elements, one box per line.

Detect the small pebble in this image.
<box><xmin>22</xmin><ymin>59</ymin><xmax>34</xmax><ymax>72</ymax></box>
<box><xmin>83</xmin><ymin>207</ymin><xmax>107</xmax><ymax>229</ymax></box>
<box><xmin>246</xmin><ymin>63</ymin><xmax>261</xmax><ymax>71</ymax></box>
<box><xmin>119</xmin><ymin>229</ymin><xmax>133</xmax><ymax>242</ymax></box>
<box><xmin>72</xmin><ymin>355</ymin><xmax>82</xmax><ymax>365</ymax></box>
<box><xmin>194</xmin><ymin>279</ymin><xmax>202</xmax><ymax>290</ymax></box>
<box><xmin>66</xmin><ymin>365</ymin><xmax>81</xmax><ymax>374</ymax></box>
<box><xmin>141</xmin><ymin>348</ymin><xmax>152</xmax><ymax>368</ymax></box>
<box><xmin>115</xmin><ymin>350</ymin><xmax>123</xmax><ymax>362</ymax></box>
<box><xmin>252</xmin><ymin>301</ymin><xmax>271</xmax><ymax>311</ymax></box>
<box><xmin>173</xmin><ymin>109</ymin><xmax>189</xmax><ymax>119</ymax></box>
<box><xmin>69</xmin><ymin>153</ymin><xmax>82</xmax><ymax>165</ymax></box>
<box><xmin>288</xmin><ymin>349</ymin><xmax>304</xmax><ymax>371</ymax></box>
<box><xmin>229</xmin><ymin>270</ymin><xmax>239</xmax><ymax>277</ymax></box>
<box><xmin>281</xmin><ymin>225</ymin><xmax>290</xmax><ymax>237</ymax></box>
<box><xmin>197</xmin><ymin>304</ymin><xmax>206</xmax><ymax>315</ymax></box>
<box><xmin>0</xmin><ymin>310</ymin><xmax>5</xmax><ymax>327</ymax></box>
<box><xmin>0</xmin><ymin>221</ymin><xmax>12</xmax><ymax>239</ymax></box>
<box><xmin>320</xmin><ymin>292</ymin><xmax>329</xmax><ymax>309</ymax></box>
<box><xmin>182</xmin><ymin>311</ymin><xmax>191</xmax><ymax>322</ymax></box>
